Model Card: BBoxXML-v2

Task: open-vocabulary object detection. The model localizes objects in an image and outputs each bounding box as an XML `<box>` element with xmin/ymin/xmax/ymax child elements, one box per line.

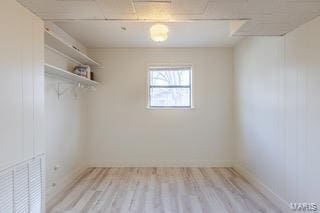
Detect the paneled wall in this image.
<box><xmin>45</xmin><ymin>72</ymin><xmax>88</xmax><ymax>200</ymax></box>
<box><xmin>44</xmin><ymin>23</ymin><xmax>88</xmax><ymax>201</ymax></box>
<box><xmin>234</xmin><ymin>16</ymin><xmax>320</xmax><ymax>208</ymax></box>
<box><xmin>0</xmin><ymin>0</ymin><xmax>44</xmax><ymax>169</ymax></box>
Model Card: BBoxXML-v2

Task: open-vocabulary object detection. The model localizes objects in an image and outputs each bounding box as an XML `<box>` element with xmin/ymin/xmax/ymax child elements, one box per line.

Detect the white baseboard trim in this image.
<box><xmin>233</xmin><ymin>164</ymin><xmax>290</xmax><ymax>213</ymax></box>
<box><xmin>87</xmin><ymin>160</ymin><xmax>233</xmax><ymax>168</ymax></box>
<box><xmin>46</xmin><ymin>165</ymin><xmax>88</xmax><ymax>207</ymax></box>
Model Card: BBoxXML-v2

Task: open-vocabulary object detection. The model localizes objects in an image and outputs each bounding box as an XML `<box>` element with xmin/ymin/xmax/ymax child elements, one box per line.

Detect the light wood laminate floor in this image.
<box><xmin>48</xmin><ymin>167</ymin><xmax>282</xmax><ymax>213</ymax></box>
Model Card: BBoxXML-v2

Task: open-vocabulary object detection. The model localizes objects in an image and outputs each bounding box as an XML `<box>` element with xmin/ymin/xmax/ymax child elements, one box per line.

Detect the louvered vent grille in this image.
<box><xmin>14</xmin><ymin>165</ymin><xmax>29</xmax><ymax>213</ymax></box>
<box><xmin>29</xmin><ymin>159</ymin><xmax>42</xmax><ymax>212</ymax></box>
<box><xmin>0</xmin><ymin>156</ymin><xmax>44</xmax><ymax>213</ymax></box>
<box><xmin>0</xmin><ymin>171</ymin><xmax>14</xmax><ymax>213</ymax></box>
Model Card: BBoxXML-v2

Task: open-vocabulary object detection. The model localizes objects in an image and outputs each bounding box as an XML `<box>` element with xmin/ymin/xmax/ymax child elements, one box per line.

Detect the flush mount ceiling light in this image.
<box><xmin>150</xmin><ymin>24</ymin><xmax>169</xmax><ymax>42</ymax></box>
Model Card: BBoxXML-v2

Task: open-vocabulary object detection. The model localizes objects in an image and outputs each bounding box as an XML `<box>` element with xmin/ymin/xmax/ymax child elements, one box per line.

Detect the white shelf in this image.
<box><xmin>45</xmin><ymin>64</ymin><xmax>98</xmax><ymax>86</ymax></box>
<box><xmin>44</xmin><ymin>30</ymin><xmax>100</xmax><ymax>67</ymax></box>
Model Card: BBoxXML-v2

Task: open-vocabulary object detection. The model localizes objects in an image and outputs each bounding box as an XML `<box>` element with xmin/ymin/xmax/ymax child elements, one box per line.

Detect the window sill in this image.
<box><xmin>146</xmin><ymin>106</ymin><xmax>195</xmax><ymax>110</ymax></box>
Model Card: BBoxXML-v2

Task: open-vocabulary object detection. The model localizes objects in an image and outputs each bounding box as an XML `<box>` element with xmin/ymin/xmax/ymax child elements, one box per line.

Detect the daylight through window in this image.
<box><xmin>148</xmin><ymin>66</ymin><xmax>192</xmax><ymax>108</ymax></box>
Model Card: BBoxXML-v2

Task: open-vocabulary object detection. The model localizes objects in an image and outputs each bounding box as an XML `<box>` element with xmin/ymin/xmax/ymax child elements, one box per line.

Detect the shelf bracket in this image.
<box><xmin>55</xmin><ymin>81</ymin><xmax>73</xmax><ymax>99</ymax></box>
<box><xmin>52</xmin><ymin>81</ymin><xmax>96</xmax><ymax>99</ymax></box>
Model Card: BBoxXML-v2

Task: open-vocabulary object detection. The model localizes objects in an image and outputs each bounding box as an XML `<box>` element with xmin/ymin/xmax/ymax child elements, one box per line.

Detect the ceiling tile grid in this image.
<box><xmin>17</xmin><ymin>0</ymin><xmax>320</xmax><ymax>36</ymax></box>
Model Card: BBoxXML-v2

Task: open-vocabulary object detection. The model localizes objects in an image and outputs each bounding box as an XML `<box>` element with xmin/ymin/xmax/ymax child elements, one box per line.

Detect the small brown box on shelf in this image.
<box><xmin>90</xmin><ymin>72</ymin><xmax>94</xmax><ymax>81</ymax></box>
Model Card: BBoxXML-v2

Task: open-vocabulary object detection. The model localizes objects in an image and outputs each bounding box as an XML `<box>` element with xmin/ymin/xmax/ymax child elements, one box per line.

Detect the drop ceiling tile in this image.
<box><xmin>280</xmin><ymin>0</ymin><xmax>320</xmax><ymax>2</ymax></box>
<box><xmin>240</xmin><ymin>0</ymin><xmax>280</xmax><ymax>15</ymax></box>
<box><xmin>205</xmin><ymin>1</ymin><xmax>248</xmax><ymax>19</ymax></box>
<box><xmin>134</xmin><ymin>2</ymin><xmax>172</xmax><ymax>19</ymax></box>
<box><xmin>208</xmin><ymin>0</ymin><xmax>247</xmax><ymax>2</ymax></box>
<box><xmin>170</xmin><ymin>0</ymin><xmax>209</xmax><ymax>15</ymax></box>
<box><xmin>277</xmin><ymin>1</ymin><xmax>320</xmax><ymax>14</ymax></box>
<box><xmin>18</xmin><ymin>0</ymin><xmax>104</xmax><ymax>19</ymax></box>
<box><xmin>95</xmin><ymin>0</ymin><xmax>137</xmax><ymax>18</ymax></box>
<box><xmin>133</xmin><ymin>0</ymin><xmax>172</xmax><ymax>2</ymax></box>
<box><xmin>134</xmin><ymin>0</ymin><xmax>209</xmax><ymax>19</ymax></box>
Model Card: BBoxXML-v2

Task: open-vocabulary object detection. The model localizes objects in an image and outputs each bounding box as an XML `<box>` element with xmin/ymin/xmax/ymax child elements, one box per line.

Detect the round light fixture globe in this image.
<box><xmin>150</xmin><ymin>24</ymin><xmax>169</xmax><ymax>42</ymax></box>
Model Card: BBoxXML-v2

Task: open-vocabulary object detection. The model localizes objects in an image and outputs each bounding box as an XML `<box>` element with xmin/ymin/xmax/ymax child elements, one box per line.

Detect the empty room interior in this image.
<box><xmin>1</xmin><ymin>0</ymin><xmax>320</xmax><ymax>212</ymax></box>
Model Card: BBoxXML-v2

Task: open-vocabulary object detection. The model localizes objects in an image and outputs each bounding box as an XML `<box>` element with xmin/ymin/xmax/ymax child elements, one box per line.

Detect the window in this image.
<box><xmin>148</xmin><ymin>66</ymin><xmax>192</xmax><ymax>108</ymax></box>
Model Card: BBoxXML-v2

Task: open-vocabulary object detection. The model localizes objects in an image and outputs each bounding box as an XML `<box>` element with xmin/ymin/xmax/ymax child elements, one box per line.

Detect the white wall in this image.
<box><xmin>87</xmin><ymin>48</ymin><xmax>234</xmax><ymax>167</ymax></box>
<box><xmin>234</xmin><ymin>17</ymin><xmax>320</xmax><ymax>208</ymax></box>
<box><xmin>44</xmin><ymin>23</ymin><xmax>89</xmax><ymax>200</ymax></box>
<box><xmin>0</xmin><ymin>0</ymin><xmax>44</xmax><ymax>169</ymax></box>
<box><xmin>45</xmin><ymin>75</ymin><xmax>88</xmax><ymax>200</ymax></box>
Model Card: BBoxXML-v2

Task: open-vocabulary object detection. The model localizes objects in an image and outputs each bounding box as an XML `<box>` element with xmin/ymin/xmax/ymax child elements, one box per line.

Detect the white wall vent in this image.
<box><xmin>0</xmin><ymin>156</ymin><xmax>44</xmax><ymax>213</ymax></box>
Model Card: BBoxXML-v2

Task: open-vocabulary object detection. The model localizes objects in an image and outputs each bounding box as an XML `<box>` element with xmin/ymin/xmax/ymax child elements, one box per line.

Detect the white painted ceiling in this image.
<box><xmin>18</xmin><ymin>0</ymin><xmax>320</xmax><ymax>47</ymax></box>
<box><xmin>53</xmin><ymin>20</ymin><xmax>242</xmax><ymax>48</ymax></box>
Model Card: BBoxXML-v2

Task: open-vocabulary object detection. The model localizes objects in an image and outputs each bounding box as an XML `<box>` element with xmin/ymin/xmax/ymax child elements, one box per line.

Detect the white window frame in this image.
<box><xmin>147</xmin><ymin>65</ymin><xmax>193</xmax><ymax>109</ymax></box>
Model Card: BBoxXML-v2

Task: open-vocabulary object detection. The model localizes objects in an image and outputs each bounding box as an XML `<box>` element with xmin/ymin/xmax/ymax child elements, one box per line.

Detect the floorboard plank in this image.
<box><xmin>48</xmin><ymin>167</ymin><xmax>282</xmax><ymax>213</ymax></box>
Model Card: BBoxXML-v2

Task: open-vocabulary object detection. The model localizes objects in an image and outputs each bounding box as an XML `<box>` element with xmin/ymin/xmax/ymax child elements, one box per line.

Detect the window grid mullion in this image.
<box><xmin>148</xmin><ymin>66</ymin><xmax>192</xmax><ymax>108</ymax></box>
<box><xmin>149</xmin><ymin>85</ymin><xmax>191</xmax><ymax>88</ymax></box>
